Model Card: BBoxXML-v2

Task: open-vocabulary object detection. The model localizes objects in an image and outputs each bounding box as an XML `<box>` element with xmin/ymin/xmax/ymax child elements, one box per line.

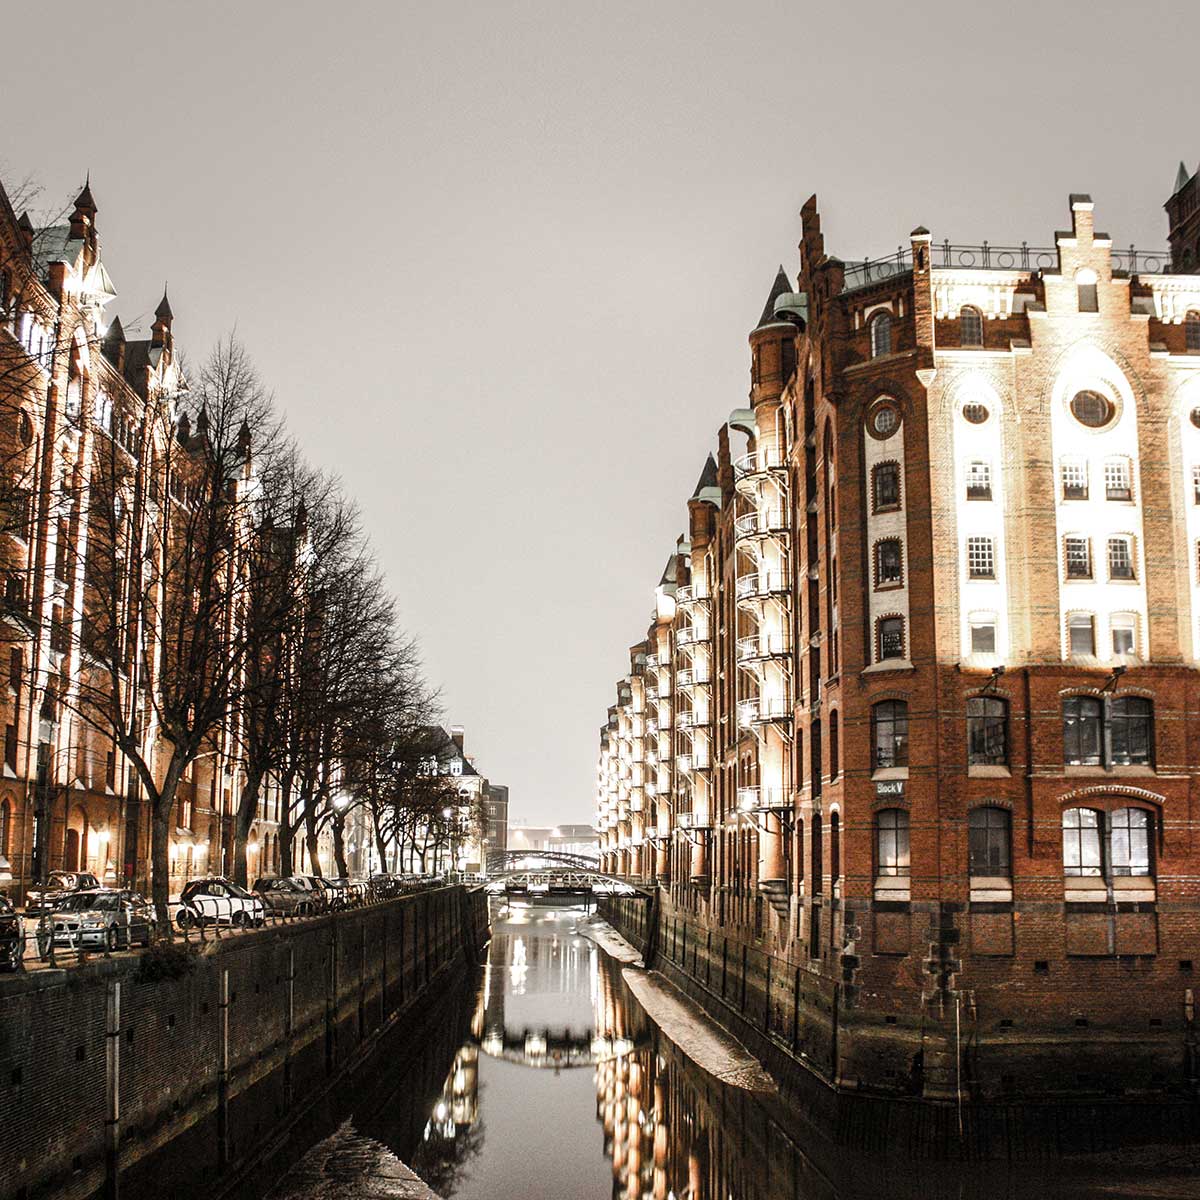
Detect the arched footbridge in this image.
<box><xmin>482</xmin><ymin>850</ymin><xmax>651</xmax><ymax>899</ymax></box>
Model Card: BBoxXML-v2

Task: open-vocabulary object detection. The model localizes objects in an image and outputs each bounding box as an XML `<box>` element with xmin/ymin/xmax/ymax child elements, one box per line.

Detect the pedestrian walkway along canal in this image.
<box><xmin>263</xmin><ymin>903</ymin><xmax>1199</xmax><ymax>1200</ymax></box>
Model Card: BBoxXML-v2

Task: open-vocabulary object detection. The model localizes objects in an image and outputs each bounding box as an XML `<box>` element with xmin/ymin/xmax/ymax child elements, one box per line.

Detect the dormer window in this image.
<box><xmin>869</xmin><ymin>311</ymin><xmax>892</xmax><ymax>358</ymax></box>
<box><xmin>960</xmin><ymin>306</ymin><xmax>983</xmax><ymax>347</ymax></box>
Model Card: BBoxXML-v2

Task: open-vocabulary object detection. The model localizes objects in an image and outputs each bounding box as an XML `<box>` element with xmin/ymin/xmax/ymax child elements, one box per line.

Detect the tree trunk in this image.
<box><xmin>231</xmin><ymin>765</ymin><xmax>266</xmax><ymax>887</ymax></box>
<box><xmin>304</xmin><ymin>797</ymin><xmax>321</xmax><ymax>877</ymax></box>
<box><xmin>150</xmin><ymin>807</ymin><xmax>172</xmax><ymax>937</ymax></box>
<box><xmin>332</xmin><ymin>812</ymin><xmax>349</xmax><ymax>879</ymax></box>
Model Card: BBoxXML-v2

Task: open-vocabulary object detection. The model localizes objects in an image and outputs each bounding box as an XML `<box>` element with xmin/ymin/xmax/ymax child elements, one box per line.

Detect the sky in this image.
<box><xmin>2</xmin><ymin>1</ymin><xmax>1196</xmax><ymax>825</ymax></box>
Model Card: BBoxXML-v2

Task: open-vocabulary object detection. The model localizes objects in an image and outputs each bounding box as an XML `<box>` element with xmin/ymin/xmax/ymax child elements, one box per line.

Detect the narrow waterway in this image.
<box><xmin>266</xmin><ymin>904</ymin><xmax>1199</xmax><ymax>1200</ymax></box>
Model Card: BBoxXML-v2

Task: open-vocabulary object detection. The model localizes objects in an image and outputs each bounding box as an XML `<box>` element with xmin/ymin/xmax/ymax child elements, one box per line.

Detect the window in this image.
<box><xmin>1061</xmin><ymin>459</ymin><xmax>1088</xmax><ymax>500</ymax></box>
<box><xmin>1193</xmin><ymin>465</ymin><xmax>1200</xmax><ymax>505</ymax></box>
<box><xmin>1070</xmin><ymin>389</ymin><xmax>1113</xmax><ymax>428</ymax></box>
<box><xmin>830</xmin><ymin>711</ymin><xmax>839</xmax><ymax>780</ymax></box>
<box><xmin>871</xmin><ymin>404</ymin><xmax>900</xmax><ymax>437</ymax></box>
<box><xmin>1107</xmin><ymin>536</ymin><xmax>1135</xmax><ymax>580</ymax></box>
<box><xmin>1110</xmin><ymin>697</ymin><xmax>1153</xmax><ymax>765</ymax></box>
<box><xmin>969</xmin><ymin>807</ymin><xmax>1011</xmax><ymax>876</ymax></box>
<box><xmin>831</xmin><ymin>811</ymin><xmax>841</xmax><ymax>881</ymax></box>
<box><xmin>1186</xmin><ymin>311</ymin><xmax>1200</xmax><ymax>351</ymax></box>
<box><xmin>872</xmin><ymin>461</ymin><xmax>900</xmax><ymax>510</ymax></box>
<box><xmin>961</xmin><ymin>401</ymin><xmax>989</xmax><ymax>425</ymax></box>
<box><xmin>1068</xmin><ymin>613</ymin><xmax>1095</xmax><ymax>657</ymax></box>
<box><xmin>967</xmin><ymin>536</ymin><xmax>995</xmax><ymax>579</ymax></box>
<box><xmin>1063</xmin><ymin>696</ymin><xmax>1153</xmax><ymax>767</ymax></box>
<box><xmin>1076</xmin><ymin>269</ymin><xmax>1099</xmax><ymax>313</ymax></box>
<box><xmin>960</xmin><ymin>306</ymin><xmax>983</xmax><ymax>347</ymax></box>
<box><xmin>966</xmin><ymin>460</ymin><xmax>992</xmax><ymax>500</ymax></box>
<box><xmin>967</xmin><ymin>696</ymin><xmax>1008</xmax><ymax>765</ymax></box>
<box><xmin>1111</xmin><ymin>614</ymin><xmax>1136</xmax><ymax>657</ymax></box>
<box><xmin>1191</xmin><ymin>407</ymin><xmax>1200</xmax><ymax>431</ymax></box>
<box><xmin>1063</xmin><ymin>807</ymin><xmax>1153</xmax><ymax>878</ymax></box>
<box><xmin>870</xmin><ymin>311</ymin><xmax>892</xmax><ymax>357</ymax></box>
<box><xmin>871</xmin><ymin>700</ymin><xmax>908</xmax><ymax>768</ymax></box>
<box><xmin>875</xmin><ymin>539</ymin><xmax>903</xmax><ymax>587</ymax></box>
<box><xmin>1064</xmin><ymin>536</ymin><xmax>1092</xmax><ymax>579</ymax></box>
<box><xmin>878</xmin><ymin>617</ymin><xmax>905</xmax><ymax>661</ymax></box>
<box><xmin>969</xmin><ymin>616</ymin><xmax>996</xmax><ymax>654</ymax></box>
<box><xmin>811</xmin><ymin>719</ymin><xmax>822</xmax><ymax>797</ymax></box>
<box><xmin>1104</xmin><ymin>458</ymin><xmax>1132</xmax><ymax>501</ymax></box>
<box><xmin>0</xmin><ymin>799</ymin><xmax>9</xmax><ymax>856</ymax></box>
<box><xmin>876</xmin><ymin>809</ymin><xmax>910</xmax><ymax>877</ymax></box>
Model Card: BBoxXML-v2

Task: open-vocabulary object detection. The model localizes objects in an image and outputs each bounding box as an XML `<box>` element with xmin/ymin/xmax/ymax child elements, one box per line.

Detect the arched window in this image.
<box><xmin>876</xmin><ymin>809</ymin><xmax>910</xmax><ymax>877</ymax></box>
<box><xmin>1063</xmin><ymin>696</ymin><xmax>1103</xmax><ymax>764</ymax></box>
<box><xmin>1063</xmin><ymin>806</ymin><xmax>1154</xmax><ymax>878</ymax></box>
<box><xmin>1062</xmin><ymin>808</ymin><xmax>1103</xmax><ymax>876</ymax></box>
<box><xmin>0</xmin><ymin>799</ymin><xmax>10</xmax><ymax>857</ymax></box>
<box><xmin>871</xmin><ymin>700</ymin><xmax>909</xmax><ymax>769</ymax></box>
<box><xmin>1110</xmin><ymin>697</ymin><xmax>1153</xmax><ymax>765</ymax></box>
<box><xmin>872</xmin><ymin>461</ymin><xmax>901</xmax><ymax>511</ymax></box>
<box><xmin>830</xmin><ymin>811</ymin><xmax>841</xmax><ymax>882</ymax></box>
<box><xmin>967</xmin><ymin>696</ymin><xmax>1008</xmax><ymax>765</ymax></box>
<box><xmin>874</xmin><ymin>539</ymin><xmax>903</xmax><ymax>587</ymax></box>
<box><xmin>968</xmin><ymin>806</ymin><xmax>1011</xmax><ymax>876</ymax></box>
<box><xmin>810</xmin><ymin>718</ymin><xmax>822</xmax><ymax>797</ymax></box>
<box><xmin>869</xmin><ymin>311</ymin><xmax>892</xmax><ymax>357</ymax></box>
<box><xmin>1110</xmin><ymin>807</ymin><xmax>1152</xmax><ymax>876</ymax></box>
<box><xmin>960</xmin><ymin>305</ymin><xmax>983</xmax><ymax>347</ymax></box>
<box><xmin>811</xmin><ymin>812</ymin><xmax>823</xmax><ymax>891</ymax></box>
<box><xmin>1076</xmin><ymin>268</ymin><xmax>1099</xmax><ymax>313</ymax></box>
<box><xmin>1186</xmin><ymin>311</ymin><xmax>1200</xmax><ymax>352</ymax></box>
<box><xmin>829</xmin><ymin>710</ymin><xmax>840</xmax><ymax>779</ymax></box>
<box><xmin>877</xmin><ymin>616</ymin><xmax>905</xmax><ymax>661</ymax></box>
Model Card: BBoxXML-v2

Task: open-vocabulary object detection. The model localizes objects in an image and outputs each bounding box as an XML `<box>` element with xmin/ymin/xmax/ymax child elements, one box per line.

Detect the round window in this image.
<box><xmin>871</xmin><ymin>405</ymin><xmax>899</xmax><ymax>437</ymax></box>
<box><xmin>962</xmin><ymin>402</ymin><xmax>989</xmax><ymax>425</ymax></box>
<box><xmin>1190</xmin><ymin>406</ymin><xmax>1200</xmax><ymax>430</ymax></box>
<box><xmin>1070</xmin><ymin>390</ymin><xmax>1114</xmax><ymax>429</ymax></box>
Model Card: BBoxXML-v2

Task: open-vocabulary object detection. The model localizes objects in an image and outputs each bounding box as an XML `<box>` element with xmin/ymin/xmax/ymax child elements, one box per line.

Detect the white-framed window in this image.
<box><xmin>960</xmin><ymin>306</ymin><xmax>983</xmax><ymax>347</ymax></box>
<box><xmin>1111</xmin><ymin>613</ymin><xmax>1136</xmax><ymax>657</ymax></box>
<box><xmin>1107</xmin><ymin>536</ymin><xmax>1135</xmax><ymax>581</ymax></box>
<box><xmin>1068</xmin><ymin>612</ymin><xmax>1095</xmax><ymax>657</ymax></box>
<box><xmin>1104</xmin><ymin>457</ymin><xmax>1132</xmax><ymax>502</ymax></box>
<box><xmin>1064</xmin><ymin>536</ymin><xmax>1092</xmax><ymax>580</ymax></box>
<box><xmin>869</xmin><ymin>311</ymin><xmax>892</xmax><ymax>358</ymax></box>
<box><xmin>969</xmin><ymin>613</ymin><xmax>997</xmax><ymax>654</ymax></box>
<box><xmin>966</xmin><ymin>537</ymin><xmax>995</xmax><ymax>579</ymax></box>
<box><xmin>1061</xmin><ymin>459</ymin><xmax>1088</xmax><ymax>500</ymax></box>
<box><xmin>966</xmin><ymin>460</ymin><xmax>992</xmax><ymax>500</ymax></box>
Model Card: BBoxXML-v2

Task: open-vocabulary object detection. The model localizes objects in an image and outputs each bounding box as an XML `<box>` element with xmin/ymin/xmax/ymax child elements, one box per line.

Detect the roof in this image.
<box><xmin>691</xmin><ymin>453</ymin><xmax>718</xmax><ymax>497</ymax></box>
<box><xmin>422</xmin><ymin>725</ymin><xmax>480</xmax><ymax>775</ymax></box>
<box><xmin>1176</xmin><ymin>161</ymin><xmax>1193</xmax><ymax>195</ymax></box>
<box><xmin>757</xmin><ymin>266</ymin><xmax>793</xmax><ymax>327</ymax></box>
<box><xmin>30</xmin><ymin>225</ymin><xmax>82</xmax><ymax>277</ymax></box>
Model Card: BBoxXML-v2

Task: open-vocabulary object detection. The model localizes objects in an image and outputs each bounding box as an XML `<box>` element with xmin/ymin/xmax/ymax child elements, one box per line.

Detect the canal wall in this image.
<box><xmin>0</xmin><ymin>886</ymin><xmax>489</xmax><ymax>1200</ymax></box>
<box><xmin>601</xmin><ymin>892</ymin><xmax>1200</xmax><ymax>1160</ymax></box>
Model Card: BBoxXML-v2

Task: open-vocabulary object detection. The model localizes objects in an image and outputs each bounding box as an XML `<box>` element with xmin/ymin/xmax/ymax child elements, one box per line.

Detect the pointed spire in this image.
<box><xmin>104</xmin><ymin>315</ymin><xmax>125</xmax><ymax>344</ymax></box>
<box><xmin>757</xmin><ymin>266</ymin><xmax>793</xmax><ymax>327</ymax></box>
<box><xmin>74</xmin><ymin>174</ymin><xmax>97</xmax><ymax>215</ymax></box>
<box><xmin>155</xmin><ymin>287</ymin><xmax>173</xmax><ymax>324</ymax></box>
<box><xmin>177</xmin><ymin>412</ymin><xmax>191</xmax><ymax>443</ymax></box>
<box><xmin>237</xmin><ymin>418</ymin><xmax>252</xmax><ymax>461</ymax></box>
<box><xmin>295</xmin><ymin>498</ymin><xmax>308</xmax><ymax>529</ymax></box>
<box><xmin>195</xmin><ymin>404</ymin><xmax>209</xmax><ymax>436</ymax></box>
<box><xmin>691</xmin><ymin>453</ymin><xmax>718</xmax><ymax>498</ymax></box>
<box><xmin>1175</xmin><ymin>162</ymin><xmax>1192</xmax><ymax>195</ymax></box>
<box><xmin>102</xmin><ymin>315</ymin><xmax>126</xmax><ymax>370</ymax></box>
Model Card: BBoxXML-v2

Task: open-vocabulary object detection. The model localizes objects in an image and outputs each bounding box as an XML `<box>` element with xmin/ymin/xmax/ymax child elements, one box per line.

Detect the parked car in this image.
<box><xmin>175</xmin><ymin>877</ymin><xmax>266</xmax><ymax>929</ymax></box>
<box><xmin>0</xmin><ymin>894</ymin><xmax>25</xmax><ymax>970</ymax></box>
<box><xmin>253</xmin><ymin>876</ymin><xmax>316</xmax><ymax>917</ymax></box>
<box><xmin>296</xmin><ymin>875</ymin><xmax>342</xmax><ymax>912</ymax></box>
<box><xmin>36</xmin><ymin>890</ymin><xmax>156</xmax><ymax>956</ymax></box>
<box><xmin>25</xmin><ymin>871</ymin><xmax>102</xmax><ymax>916</ymax></box>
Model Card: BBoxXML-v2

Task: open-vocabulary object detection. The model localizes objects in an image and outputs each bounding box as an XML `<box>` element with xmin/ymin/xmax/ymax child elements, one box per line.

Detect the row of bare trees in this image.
<box><xmin>0</xmin><ymin>175</ymin><xmax>479</xmax><ymax>926</ymax></box>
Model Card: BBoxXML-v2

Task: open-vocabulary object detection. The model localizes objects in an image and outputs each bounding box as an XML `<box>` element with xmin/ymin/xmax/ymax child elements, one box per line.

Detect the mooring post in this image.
<box><xmin>104</xmin><ymin>978</ymin><xmax>121</xmax><ymax>1200</ymax></box>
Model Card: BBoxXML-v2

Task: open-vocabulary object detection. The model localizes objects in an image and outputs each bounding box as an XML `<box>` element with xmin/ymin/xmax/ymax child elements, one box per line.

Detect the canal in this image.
<box><xmin>265</xmin><ymin>903</ymin><xmax>1199</xmax><ymax>1200</ymax></box>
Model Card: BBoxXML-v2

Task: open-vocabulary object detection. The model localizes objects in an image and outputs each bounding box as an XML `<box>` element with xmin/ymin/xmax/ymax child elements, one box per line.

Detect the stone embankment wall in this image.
<box><xmin>0</xmin><ymin>886</ymin><xmax>488</xmax><ymax>1200</ymax></box>
<box><xmin>601</xmin><ymin>893</ymin><xmax>1200</xmax><ymax>1159</ymax></box>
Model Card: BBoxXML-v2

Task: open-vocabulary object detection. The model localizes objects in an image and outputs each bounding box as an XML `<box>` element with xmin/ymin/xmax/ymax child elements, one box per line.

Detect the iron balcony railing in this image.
<box><xmin>675</xmin><ymin>584</ymin><xmax>710</xmax><ymax>605</ymax></box>
<box><xmin>676</xmin><ymin>709</ymin><xmax>709</xmax><ymax>731</ymax></box>
<box><xmin>733</xmin><ymin>445</ymin><xmax>786</xmax><ymax>480</ymax></box>
<box><xmin>676</xmin><ymin>666</ymin><xmax>711</xmax><ymax>688</ymax></box>
<box><xmin>676</xmin><ymin>749</ymin><xmax>711</xmax><ymax>773</ymax></box>
<box><xmin>733</xmin><ymin>508</ymin><xmax>788</xmax><ymax>540</ymax></box>
<box><xmin>736</xmin><ymin>569</ymin><xmax>790</xmax><ymax>600</ymax></box>
<box><xmin>736</xmin><ymin>786</ymin><xmax>791</xmax><ymax>812</ymax></box>
<box><xmin>675</xmin><ymin>811</ymin><xmax>712</xmax><ymax>831</ymax></box>
<box><xmin>736</xmin><ymin>631</ymin><xmax>791</xmax><ymax>662</ymax></box>
<box><xmin>737</xmin><ymin>696</ymin><xmax>793</xmax><ymax>727</ymax></box>
<box><xmin>676</xmin><ymin>623</ymin><xmax>709</xmax><ymax>646</ymax></box>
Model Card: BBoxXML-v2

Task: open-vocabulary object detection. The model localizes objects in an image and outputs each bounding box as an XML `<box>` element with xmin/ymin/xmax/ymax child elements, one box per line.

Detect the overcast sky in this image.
<box><xmin>2</xmin><ymin>1</ymin><xmax>1196</xmax><ymax>825</ymax></box>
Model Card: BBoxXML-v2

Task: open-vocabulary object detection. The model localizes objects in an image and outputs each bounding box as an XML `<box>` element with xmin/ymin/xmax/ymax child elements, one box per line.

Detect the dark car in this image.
<box><xmin>37</xmin><ymin>890</ymin><xmax>156</xmax><ymax>956</ymax></box>
<box><xmin>253</xmin><ymin>876</ymin><xmax>316</xmax><ymax>917</ymax></box>
<box><xmin>176</xmin><ymin>877</ymin><xmax>265</xmax><ymax>929</ymax></box>
<box><xmin>295</xmin><ymin>875</ymin><xmax>341</xmax><ymax>912</ymax></box>
<box><xmin>0</xmin><ymin>894</ymin><xmax>25</xmax><ymax>970</ymax></box>
<box><xmin>25</xmin><ymin>871</ymin><xmax>102</xmax><ymax>916</ymax></box>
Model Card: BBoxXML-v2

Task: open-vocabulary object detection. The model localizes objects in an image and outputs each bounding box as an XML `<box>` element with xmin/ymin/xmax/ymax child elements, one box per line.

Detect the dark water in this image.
<box><xmin>268</xmin><ymin>904</ymin><xmax>1199</xmax><ymax>1200</ymax></box>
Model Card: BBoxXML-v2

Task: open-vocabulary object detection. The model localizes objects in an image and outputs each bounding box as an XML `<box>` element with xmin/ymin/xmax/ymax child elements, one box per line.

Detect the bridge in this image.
<box><xmin>476</xmin><ymin>1023</ymin><xmax>642</xmax><ymax>1069</ymax></box>
<box><xmin>482</xmin><ymin>849</ymin><xmax>649</xmax><ymax>899</ymax></box>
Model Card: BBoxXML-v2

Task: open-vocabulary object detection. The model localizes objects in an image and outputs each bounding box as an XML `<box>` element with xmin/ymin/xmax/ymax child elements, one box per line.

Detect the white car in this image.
<box><xmin>175</xmin><ymin>877</ymin><xmax>266</xmax><ymax>929</ymax></box>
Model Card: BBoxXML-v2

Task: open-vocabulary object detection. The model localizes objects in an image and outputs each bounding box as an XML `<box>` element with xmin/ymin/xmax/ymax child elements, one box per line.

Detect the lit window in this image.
<box><xmin>1064</xmin><ymin>536</ymin><xmax>1092</xmax><ymax>579</ymax></box>
<box><xmin>870</xmin><ymin>311</ymin><xmax>892</xmax><ymax>357</ymax></box>
<box><xmin>1061</xmin><ymin>459</ymin><xmax>1088</xmax><ymax>500</ymax></box>
<box><xmin>1107</xmin><ymin>536</ymin><xmax>1135</xmax><ymax>580</ymax></box>
<box><xmin>969</xmin><ymin>807</ymin><xmax>1011</xmax><ymax>876</ymax></box>
<box><xmin>1109</xmin><ymin>807</ymin><xmax>1152</xmax><ymax>875</ymax></box>
<box><xmin>878</xmin><ymin>617</ymin><xmax>905</xmax><ymax>661</ymax></box>
<box><xmin>960</xmin><ymin>306</ymin><xmax>983</xmax><ymax>347</ymax></box>
<box><xmin>966</xmin><ymin>460</ymin><xmax>992</xmax><ymax>500</ymax></box>
<box><xmin>969</xmin><ymin>617</ymin><xmax>996</xmax><ymax>655</ymax></box>
<box><xmin>1104</xmin><ymin>458</ymin><xmax>1132</xmax><ymax>501</ymax></box>
<box><xmin>1076</xmin><ymin>269</ymin><xmax>1099</xmax><ymax>313</ymax></box>
<box><xmin>967</xmin><ymin>697</ymin><xmax>1007</xmax><ymax>764</ymax></box>
<box><xmin>1067</xmin><ymin>613</ymin><xmax>1095</xmax><ymax>657</ymax></box>
<box><xmin>1063</xmin><ymin>807</ymin><xmax>1153</xmax><ymax>879</ymax></box>
<box><xmin>966</xmin><ymin>536</ymin><xmax>995</xmax><ymax>579</ymax></box>
<box><xmin>1062</xmin><ymin>808</ymin><xmax>1103</xmax><ymax>875</ymax></box>
<box><xmin>1071</xmin><ymin>390</ymin><xmax>1113</xmax><ymax>428</ymax></box>
<box><xmin>962</xmin><ymin>401</ymin><xmax>989</xmax><ymax>425</ymax></box>
<box><xmin>871</xmin><ymin>700</ymin><xmax>908</xmax><ymax>768</ymax></box>
<box><xmin>1111</xmin><ymin>614</ymin><xmax>1136</xmax><ymax>657</ymax></box>
<box><xmin>1187</xmin><ymin>311</ymin><xmax>1200</xmax><ymax>351</ymax></box>
<box><xmin>876</xmin><ymin>809</ymin><xmax>910</xmax><ymax>877</ymax></box>
<box><xmin>875</xmin><ymin>539</ymin><xmax>903</xmax><ymax>587</ymax></box>
<box><xmin>872</xmin><ymin>462</ymin><xmax>900</xmax><ymax>510</ymax></box>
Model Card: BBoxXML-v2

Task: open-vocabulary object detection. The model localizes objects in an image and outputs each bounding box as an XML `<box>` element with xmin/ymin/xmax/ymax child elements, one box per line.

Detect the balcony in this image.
<box><xmin>676</xmin><ymin>749</ymin><xmax>711</xmax><ymax>774</ymax></box>
<box><xmin>676</xmin><ymin>666</ymin><xmax>711</xmax><ymax>689</ymax></box>
<box><xmin>736</xmin><ymin>632</ymin><xmax>791</xmax><ymax>662</ymax></box>
<box><xmin>737</xmin><ymin>696</ymin><xmax>793</xmax><ymax>727</ymax></box>
<box><xmin>675</xmin><ymin>810</ymin><xmax>712</xmax><ymax>832</ymax></box>
<box><xmin>735</xmin><ymin>570</ymin><xmax>789</xmax><ymax>600</ymax></box>
<box><xmin>676</xmin><ymin>709</ymin><xmax>709</xmax><ymax>731</ymax></box>
<box><xmin>676</xmin><ymin>624</ymin><xmax>709</xmax><ymax>647</ymax></box>
<box><xmin>733</xmin><ymin>445</ymin><xmax>786</xmax><ymax>481</ymax></box>
<box><xmin>676</xmin><ymin>584</ymin><xmax>710</xmax><ymax>605</ymax></box>
<box><xmin>646</xmin><ymin>652</ymin><xmax>659</xmax><ymax>669</ymax></box>
<box><xmin>736</xmin><ymin>786</ymin><xmax>791</xmax><ymax>812</ymax></box>
<box><xmin>733</xmin><ymin>508</ymin><xmax>788</xmax><ymax>541</ymax></box>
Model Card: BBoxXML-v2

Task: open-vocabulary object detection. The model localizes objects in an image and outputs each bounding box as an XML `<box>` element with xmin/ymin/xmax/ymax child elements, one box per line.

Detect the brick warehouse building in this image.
<box><xmin>0</xmin><ymin>177</ymin><xmax>338</xmax><ymax>899</ymax></box>
<box><xmin>597</xmin><ymin>163</ymin><xmax>1200</xmax><ymax>1119</ymax></box>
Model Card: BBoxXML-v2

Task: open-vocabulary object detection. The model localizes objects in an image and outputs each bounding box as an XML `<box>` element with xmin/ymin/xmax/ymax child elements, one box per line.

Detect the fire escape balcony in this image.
<box><xmin>736</xmin><ymin>632</ymin><xmax>791</xmax><ymax>663</ymax></box>
<box><xmin>736</xmin><ymin>786</ymin><xmax>791</xmax><ymax>813</ymax></box>
<box><xmin>676</xmin><ymin>584</ymin><xmax>710</xmax><ymax>607</ymax></box>
<box><xmin>676</xmin><ymin>666</ymin><xmax>711</xmax><ymax>689</ymax></box>
<box><xmin>675</xmin><ymin>810</ymin><xmax>712</xmax><ymax>832</ymax></box>
<box><xmin>735</xmin><ymin>569</ymin><xmax>790</xmax><ymax>601</ymax></box>
<box><xmin>676</xmin><ymin>623</ymin><xmax>710</xmax><ymax>647</ymax></box>
<box><xmin>737</xmin><ymin>696</ymin><xmax>794</xmax><ymax>727</ymax></box>
<box><xmin>733</xmin><ymin>507</ymin><xmax>788</xmax><ymax>542</ymax></box>
<box><xmin>676</xmin><ymin>709</ymin><xmax>710</xmax><ymax>732</ymax></box>
<box><xmin>733</xmin><ymin>445</ymin><xmax>786</xmax><ymax>486</ymax></box>
<box><xmin>676</xmin><ymin>748</ymin><xmax>711</xmax><ymax>773</ymax></box>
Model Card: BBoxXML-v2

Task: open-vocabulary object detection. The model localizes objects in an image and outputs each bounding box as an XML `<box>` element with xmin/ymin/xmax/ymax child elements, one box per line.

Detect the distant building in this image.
<box><xmin>482</xmin><ymin>784</ymin><xmax>508</xmax><ymax>871</ymax></box>
<box><xmin>507</xmin><ymin>823</ymin><xmax>598</xmax><ymax>860</ymax></box>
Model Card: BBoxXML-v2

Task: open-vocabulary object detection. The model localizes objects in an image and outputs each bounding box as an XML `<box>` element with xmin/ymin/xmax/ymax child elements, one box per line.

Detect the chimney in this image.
<box><xmin>450</xmin><ymin>725</ymin><xmax>465</xmax><ymax>753</ymax></box>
